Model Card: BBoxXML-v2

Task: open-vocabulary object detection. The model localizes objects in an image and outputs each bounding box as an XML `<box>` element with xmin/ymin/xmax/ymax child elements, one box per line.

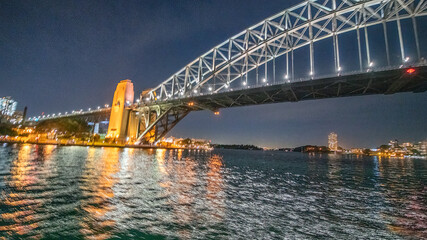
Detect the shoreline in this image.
<box><xmin>1</xmin><ymin>141</ymin><xmax>426</xmax><ymax>158</ymax></box>
<box><xmin>0</xmin><ymin>140</ymin><xmax>211</xmax><ymax>150</ymax></box>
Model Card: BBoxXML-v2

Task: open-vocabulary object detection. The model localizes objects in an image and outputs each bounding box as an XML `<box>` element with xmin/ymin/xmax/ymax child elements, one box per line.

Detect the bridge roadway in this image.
<box><xmin>141</xmin><ymin>66</ymin><xmax>427</xmax><ymax>112</ymax></box>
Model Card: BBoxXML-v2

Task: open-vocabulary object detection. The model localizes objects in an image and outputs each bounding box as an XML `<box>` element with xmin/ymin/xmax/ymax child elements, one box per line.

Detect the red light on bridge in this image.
<box><xmin>406</xmin><ymin>68</ymin><xmax>416</xmax><ymax>74</ymax></box>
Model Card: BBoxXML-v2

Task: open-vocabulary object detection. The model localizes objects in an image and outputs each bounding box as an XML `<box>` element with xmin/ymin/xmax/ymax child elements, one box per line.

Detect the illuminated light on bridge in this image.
<box><xmin>407</xmin><ymin>68</ymin><xmax>416</xmax><ymax>74</ymax></box>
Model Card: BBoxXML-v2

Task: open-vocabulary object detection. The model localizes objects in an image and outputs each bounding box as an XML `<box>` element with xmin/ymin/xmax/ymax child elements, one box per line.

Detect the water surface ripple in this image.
<box><xmin>0</xmin><ymin>144</ymin><xmax>426</xmax><ymax>239</ymax></box>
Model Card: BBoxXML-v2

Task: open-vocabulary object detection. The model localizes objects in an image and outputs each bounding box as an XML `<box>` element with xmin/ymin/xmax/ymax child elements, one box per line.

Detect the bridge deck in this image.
<box><xmin>146</xmin><ymin>66</ymin><xmax>427</xmax><ymax>111</ymax></box>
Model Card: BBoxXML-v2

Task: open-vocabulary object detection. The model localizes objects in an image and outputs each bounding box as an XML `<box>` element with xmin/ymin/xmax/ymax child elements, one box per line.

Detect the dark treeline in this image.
<box><xmin>213</xmin><ymin>144</ymin><xmax>262</xmax><ymax>150</ymax></box>
<box><xmin>293</xmin><ymin>145</ymin><xmax>330</xmax><ymax>153</ymax></box>
<box><xmin>36</xmin><ymin>118</ymin><xmax>90</xmax><ymax>134</ymax></box>
<box><xmin>0</xmin><ymin>123</ymin><xmax>17</xmax><ymax>136</ymax></box>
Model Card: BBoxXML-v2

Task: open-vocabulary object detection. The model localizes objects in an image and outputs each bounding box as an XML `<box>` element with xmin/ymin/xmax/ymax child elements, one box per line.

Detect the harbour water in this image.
<box><xmin>0</xmin><ymin>144</ymin><xmax>426</xmax><ymax>239</ymax></box>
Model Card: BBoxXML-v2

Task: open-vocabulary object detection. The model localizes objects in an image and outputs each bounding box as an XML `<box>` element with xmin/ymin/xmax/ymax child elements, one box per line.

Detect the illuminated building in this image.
<box><xmin>389</xmin><ymin>139</ymin><xmax>399</xmax><ymax>148</ymax></box>
<box><xmin>0</xmin><ymin>96</ymin><xmax>17</xmax><ymax>116</ymax></box>
<box><xmin>350</xmin><ymin>148</ymin><xmax>364</xmax><ymax>154</ymax></box>
<box><xmin>156</xmin><ymin>136</ymin><xmax>212</xmax><ymax>149</ymax></box>
<box><xmin>106</xmin><ymin>80</ymin><xmax>134</xmax><ymax>142</ymax></box>
<box><xmin>328</xmin><ymin>132</ymin><xmax>338</xmax><ymax>152</ymax></box>
<box><xmin>402</xmin><ymin>142</ymin><xmax>413</xmax><ymax>148</ymax></box>
<box><xmin>413</xmin><ymin>141</ymin><xmax>427</xmax><ymax>155</ymax></box>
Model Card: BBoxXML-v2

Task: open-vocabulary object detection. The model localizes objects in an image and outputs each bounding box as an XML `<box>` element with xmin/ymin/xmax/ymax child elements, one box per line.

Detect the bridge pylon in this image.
<box><xmin>106</xmin><ymin>79</ymin><xmax>134</xmax><ymax>142</ymax></box>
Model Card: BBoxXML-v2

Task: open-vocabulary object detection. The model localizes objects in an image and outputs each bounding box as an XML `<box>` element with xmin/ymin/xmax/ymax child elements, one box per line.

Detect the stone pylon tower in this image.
<box><xmin>107</xmin><ymin>80</ymin><xmax>134</xmax><ymax>142</ymax></box>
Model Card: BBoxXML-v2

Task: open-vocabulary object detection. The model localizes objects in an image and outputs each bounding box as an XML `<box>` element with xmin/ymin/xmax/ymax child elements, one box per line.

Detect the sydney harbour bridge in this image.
<box><xmin>29</xmin><ymin>0</ymin><xmax>427</xmax><ymax>144</ymax></box>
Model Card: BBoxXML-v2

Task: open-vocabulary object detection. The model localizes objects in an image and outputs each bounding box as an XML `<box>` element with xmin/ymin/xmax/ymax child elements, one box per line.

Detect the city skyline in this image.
<box><xmin>1</xmin><ymin>0</ymin><xmax>426</xmax><ymax>148</ymax></box>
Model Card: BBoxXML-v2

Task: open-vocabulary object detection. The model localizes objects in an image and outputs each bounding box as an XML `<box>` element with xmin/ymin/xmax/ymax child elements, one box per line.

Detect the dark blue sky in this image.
<box><xmin>1</xmin><ymin>0</ymin><xmax>426</xmax><ymax>148</ymax></box>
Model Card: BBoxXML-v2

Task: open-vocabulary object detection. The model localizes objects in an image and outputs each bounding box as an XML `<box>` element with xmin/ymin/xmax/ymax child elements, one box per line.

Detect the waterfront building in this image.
<box><xmin>350</xmin><ymin>148</ymin><xmax>364</xmax><ymax>154</ymax></box>
<box><xmin>328</xmin><ymin>132</ymin><xmax>338</xmax><ymax>152</ymax></box>
<box><xmin>413</xmin><ymin>141</ymin><xmax>427</xmax><ymax>155</ymax></box>
<box><xmin>389</xmin><ymin>139</ymin><xmax>399</xmax><ymax>148</ymax></box>
<box><xmin>157</xmin><ymin>136</ymin><xmax>211</xmax><ymax>149</ymax></box>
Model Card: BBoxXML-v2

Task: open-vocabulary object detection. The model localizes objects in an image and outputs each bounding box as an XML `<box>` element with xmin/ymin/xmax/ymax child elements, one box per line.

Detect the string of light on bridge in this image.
<box><xmin>27</xmin><ymin>104</ymin><xmax>111</xmax><ymax>122</ymax></box>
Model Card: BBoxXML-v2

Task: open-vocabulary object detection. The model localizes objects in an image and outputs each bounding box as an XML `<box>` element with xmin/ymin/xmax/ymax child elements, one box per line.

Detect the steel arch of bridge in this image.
<box><xmin>142</xmin><ymin>0</ymin><xmax>427</xmax><ymax>103</ymax></box>
<box><xmin>134</xmin><ymin>0</ymin><xmax>427</xmax><ymax>144</ymax></box>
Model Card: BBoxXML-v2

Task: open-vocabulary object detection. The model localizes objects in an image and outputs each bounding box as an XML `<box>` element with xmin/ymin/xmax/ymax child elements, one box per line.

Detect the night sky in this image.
<box><xmin>1</xmin><ymin>0</ymin><xmax>426</xmax><ymax>148</ymax></box>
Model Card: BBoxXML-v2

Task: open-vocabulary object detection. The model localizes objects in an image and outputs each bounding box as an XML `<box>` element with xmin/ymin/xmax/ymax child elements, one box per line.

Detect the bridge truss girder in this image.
<box><xmin>179</xmin><ymin>67</ymin><xmax>427</xmax><ymax>108</ymax></box>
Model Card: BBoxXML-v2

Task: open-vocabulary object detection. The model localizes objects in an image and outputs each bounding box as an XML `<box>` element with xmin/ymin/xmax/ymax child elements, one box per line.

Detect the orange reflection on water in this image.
<box><xmin>0</xmin><ymin>144</ymin><xmax>45</xmax><ymax>238</ymax></box>
<box><xmin>156</xmin><ymin>148</ymin><xmax>168</xmax><ymax>176</ymax></box>
<box><xmin>153</xmin><ymin>150</ymin><xmax>225</xmax><ymax>239</ymax></box>
<box><xmin>206</xmin><ymin>154</ymin><xmax>225</xmax><ymax>221</ymax></box>
<box><xmin>79</xmin><ymin>147</ymin><xmax>120</xmax><ymax>240</ymax></box>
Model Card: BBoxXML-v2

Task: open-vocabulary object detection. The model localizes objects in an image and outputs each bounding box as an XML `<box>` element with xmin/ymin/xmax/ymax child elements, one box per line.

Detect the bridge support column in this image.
<box><xmin>135</xmin><ymin>106</ymin><xmax>190</xmax><ymax>144</ymax></box>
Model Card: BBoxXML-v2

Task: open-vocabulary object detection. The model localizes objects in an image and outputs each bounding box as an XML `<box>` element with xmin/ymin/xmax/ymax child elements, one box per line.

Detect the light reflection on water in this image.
<box><xmin>0</xmin><ymin>144</ymin><xmax>426</xmax><ymax>239</ymax></box>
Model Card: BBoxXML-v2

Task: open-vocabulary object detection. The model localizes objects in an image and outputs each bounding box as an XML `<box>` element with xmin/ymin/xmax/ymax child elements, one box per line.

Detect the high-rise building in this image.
<box><xmin>328</xmin><ymin>132</ymin><xmax>338</xmax><ymax>152</ymax></box>
<box><xmin>0</xmin><ymin>97</ymin><xmax>17</xmax><ymax>116</ymax></box>
<box><xmin>413</xmin><ymin>140</ymin><xmax>427</xmax><ymax>155</ymax></box>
